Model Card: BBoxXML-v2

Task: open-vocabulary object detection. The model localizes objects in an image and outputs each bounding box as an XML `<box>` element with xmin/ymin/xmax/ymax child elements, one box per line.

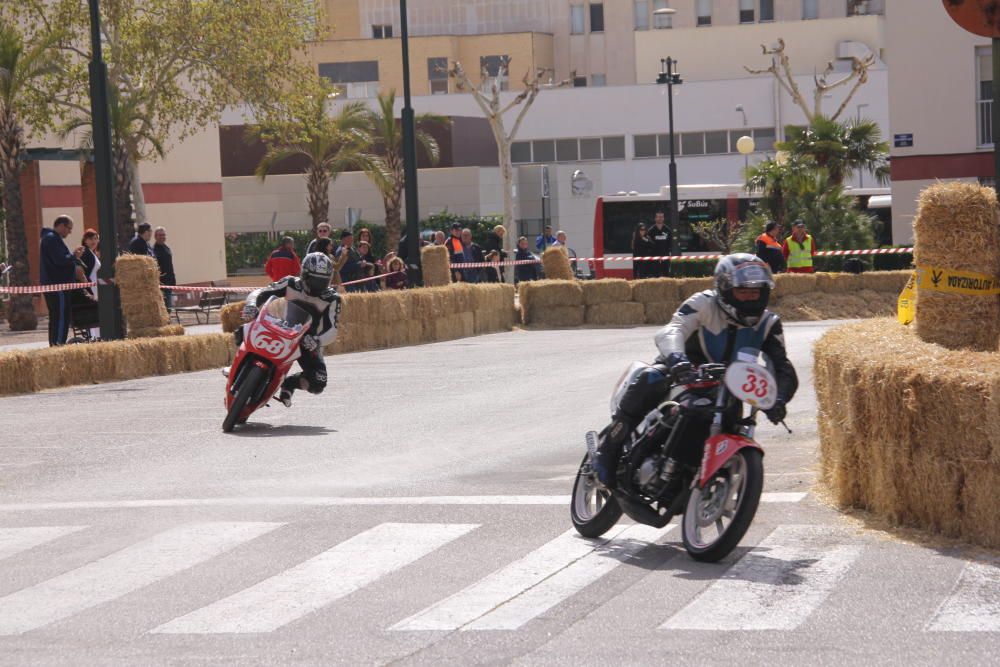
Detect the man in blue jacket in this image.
<box><xmin>40</xmin><ymin>215</ymin><xmax>84</xmax><ymax>346</ymax></box>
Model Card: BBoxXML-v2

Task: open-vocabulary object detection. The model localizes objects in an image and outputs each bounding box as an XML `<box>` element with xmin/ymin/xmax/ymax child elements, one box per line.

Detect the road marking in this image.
<box><xmin>393</xmin><ymin>524</ymin><xmax>673</xmax><ymax>632</ymax></box>
<box><xmin>0</xmin><ymin>522</ymin><xmax>280</xmax><ymax>635</ymax></box>
<box><xmin>927</xmin><ymin>561</ymin><xmax>1000</xmax><ymax>632</ymax></box>
<box><xmin>152</xmin><ymin>522</ymin><xmax>478</xmax><ymax>634</ymax></box>
<box><xmin>0</xmin><ymin>526</ymin><xmax>87</xmax><ymax>561</ymax></box>
<box><xmin>0</xmin><ymin>492</ymin><xmax>805</xmax><ymax>511</ymax></box>
<box><xmin>660</xmin><ymin>525</ymin><xmax>862</xmax><ymax>631</ymax></box>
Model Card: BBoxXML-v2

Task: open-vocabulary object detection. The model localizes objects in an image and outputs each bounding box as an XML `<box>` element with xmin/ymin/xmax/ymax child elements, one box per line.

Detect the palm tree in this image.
<box><xmin>61</xmin><ymin>87</ymin><xmax>164</xmax><ymax>249</ymax></box>
<box><xmin>360</xmin><ymin>90</ymin><xmax>449</xmax><ymax>251</ymax></box>
<box><xmin>779</xmin><ymin>116</ymin><xmax>890</xmax><ymax>186</ymax></box>
<box><xmin>0</xmin><ymin>21</ymin><xmax>60</xmax><ymax>330</ymax></box>
<box><xmin>743</xmin><ymin>155</ymin><xmax>811</xmax><ymax>229</ymax></box>
<box><xmin>251</xmin><ymin>92</ymin><xmax>372</xmax><ymax>230</ymax></box>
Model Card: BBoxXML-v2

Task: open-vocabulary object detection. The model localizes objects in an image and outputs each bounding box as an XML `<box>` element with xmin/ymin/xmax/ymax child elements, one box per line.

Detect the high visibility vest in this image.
<box><xmin>787</xmin><ymin>234</ymin><xmax>814</xmax><ymax>269</ymax></box>
<box><xmin>756</xmin><ymin>233</ymin><xmax>782</xmax><ymax>250</ymax></box>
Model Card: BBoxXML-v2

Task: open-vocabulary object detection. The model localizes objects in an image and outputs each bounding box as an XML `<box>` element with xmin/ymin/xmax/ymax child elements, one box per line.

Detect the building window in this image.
<box><xmin>512</xmin><ymin>141</ymin><xmax>532</xmax><ymax>164</ymax></box>
<box><xmin>532</xmin><ymin>140</ymin><xmax>556</xmax><ymax>163</ymax></box>
<box><xmin>657</xmin><ymin>134</ymin><xmax>675</xmax><ymax>156</ymax></box>
<box><xmin>580</xmin><ymin>138</ymin><xmax>602</xmax><ymax>160</ymax></box>
<box><xmin>753</xmin><ymin>127</ymin><xmax>776</xmax><ymax>152</ymax></box>
<box><xmin>705</xmin><ymin>130</ymin><xmax>729</xmax><ymax>154</ymax></box>
<box><xmin>318</xmin><ymin>61</ymin><xmax>379</xmax><ymax>98</ymax></box>
<box><xmin>653</xmin><ymin>0</ymin><xmax>672</xmax><ymax>28</ymax></box>
<box><xmin>803</xmin><ymin>0</ymin><xmax>818</xmax><ymax>20</ymax></box>
<box><xmin>978</xmin><ymin>47</ymin><xmax>993</xmax><ymax>147</ymax></box>
<box><xmin>697</xmin><ymin>0</ymin><xmax>712</xmax><ymax>26</ymax></box>
<box><xmin>480</xmin><ymin>55</ymin><xmax>509</xmax><ymax>92</ymax></box>
<box><xmin>570</xmin><ymin>5</ymin><xmax>585</xmax><ymax>34</ymax></box>
<box><xmin>848</xmin><ymin>0</ymin><xmax>884</xmax><ymax>16</ymax></box>
<box><xmin>603</xmin><ymin>136</ymin><xmax>626</xmax><ymax>160</ymax></box>
<box><xmin>634</xmin><ymin>0</ymin><xmax>649</xmax><ymax>30</ymax></box>
<box><xmin>634</xmin><ymin>134</ymin><xmax>657</xmax><ymax>158</ymax></box>
<box><xmin>739</xmin><ymin>0</ymin><xmax>754</xmax><ymax>23</ymax></box>
<box><xmin>372</xmin><ymin>24</ymin><xmax>392</xmax><ymax>39</ymax></box>
<box><xmin>590</xmin><ymin>3</ymin><xmax>605</xmax><ymax>33</ymax></box>
<box><xmin>556</xmin><ymin>139</ymin><xmax>580</xmax><ymax>162</ymax></box>
<box><xmin>573</xmin><ymin>76</ymin><xmax>588</xmax><ymax>87</ymax></box>
<box><xmin>760</xmin><ymin>0</ymin><xmax>774</xmax><ymax>21</ymax></box>
<box><xmin>428</xmin><ymin>57</ymin><xmax>448</xmax><ymax>95</ymax></box>
<box><xmin>591</xmin><ymin>73</ymin><xmax>606</xmax><ymax>87</ymax></box>
<box><xmin>681</xmin><ymin>133</ymin><xmax>705</xmax><ymax>155</ymax></box>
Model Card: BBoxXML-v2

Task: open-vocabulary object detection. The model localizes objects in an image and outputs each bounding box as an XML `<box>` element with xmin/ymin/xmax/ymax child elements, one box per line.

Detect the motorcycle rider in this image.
<box><xmin>593</xmin><ymin>253</ymin><xmax>798</xmax><ymax>488</ymax></box>
<box><xmin>238</xmin><ymin>252</ymin><xmax>342</xmax><ymax>407</ymax></box>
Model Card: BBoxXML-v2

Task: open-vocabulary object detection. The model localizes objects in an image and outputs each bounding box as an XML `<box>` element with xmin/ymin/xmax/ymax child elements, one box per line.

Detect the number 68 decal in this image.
<box><xmin>724</xmin><ymin>360</ymin><xmax>778</xmax><ymax>410</ymax></box>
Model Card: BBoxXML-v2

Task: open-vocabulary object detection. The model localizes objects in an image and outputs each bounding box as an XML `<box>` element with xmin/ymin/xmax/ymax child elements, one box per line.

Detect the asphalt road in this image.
<box><xmin>1</xmin><ymin>322</ymin><xmax>998</xmax><ymax>666</ymax></box>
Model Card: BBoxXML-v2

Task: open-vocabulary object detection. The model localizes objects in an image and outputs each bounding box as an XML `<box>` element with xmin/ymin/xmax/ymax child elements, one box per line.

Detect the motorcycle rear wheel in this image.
<box><xmin>223</xmin><ymin>364</ymin><xmax>266</xmax><ymax>433</ymax></box>
<box><xmin>681</xmin><ymin>448</ymin><xmax>763</xmax><ymax>562</ymax></box>
<box><xmin>570</xmin><ymin>453</ymin><xmax>622</xmax><ymax>538</ymax></box>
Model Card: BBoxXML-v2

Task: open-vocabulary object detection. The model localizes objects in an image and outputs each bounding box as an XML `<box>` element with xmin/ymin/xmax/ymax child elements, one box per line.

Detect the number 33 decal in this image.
<box><xmin>741</xmin><ymin>371</ymin><xmax>769</xmax><ymax>398</ymax></box>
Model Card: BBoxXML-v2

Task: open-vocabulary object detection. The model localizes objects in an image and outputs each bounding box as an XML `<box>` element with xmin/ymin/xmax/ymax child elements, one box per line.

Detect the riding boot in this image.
<box><xmin>594</xmin><ymin>419</ymin><xmax>631</xmax><ymax>488</ymax></box>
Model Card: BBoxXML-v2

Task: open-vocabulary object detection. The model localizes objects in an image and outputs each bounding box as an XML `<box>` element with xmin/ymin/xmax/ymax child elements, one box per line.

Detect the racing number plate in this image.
<box><xmin>724</xmin><ymin>361</ymin><xmax>777</xmax><ymax>410</ymax></box>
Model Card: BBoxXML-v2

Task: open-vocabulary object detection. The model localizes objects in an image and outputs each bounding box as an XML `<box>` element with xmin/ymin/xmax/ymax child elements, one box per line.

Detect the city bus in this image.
<box><xmin>591</xmin><ymin>184</ymin><xmax>891</xmax><ymax>278</ymax></box>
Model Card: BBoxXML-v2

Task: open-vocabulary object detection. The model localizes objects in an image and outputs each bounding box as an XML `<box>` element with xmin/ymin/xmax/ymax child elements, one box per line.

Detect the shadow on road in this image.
<box><xmin>227</xmin><ymin>423</ymin><xmax>339</xmax><ymax>438</ymax></box>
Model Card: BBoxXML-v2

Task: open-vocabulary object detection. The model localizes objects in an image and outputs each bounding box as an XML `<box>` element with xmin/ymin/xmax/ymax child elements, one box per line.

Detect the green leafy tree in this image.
<box><xmin>743</xmin><ymin>155</ymin><xmax>811</xmax><ymax>229</ymax></box>
<box><xmin>250</xmin><ymin>85</ymin><xmax>373</xmax><ymax>230</ymax></box>
<box><xmin>0</xmin><ymin>18</ymin><xmax>63</xmax><ymax>330</ymax></box>
<box><xmin>360</xmin><ymin>90</ymin><xmax>449</xmax><ymax>252</ymax></box>
<box><xmin>785</xmin><ymin>169</ymin><xmax>876</xmax><ymax>250</ymax></box>
<box><xmin>778</xmin><ymin>116</ymin><xmax>890</xmax><ymax>186</ymax></box>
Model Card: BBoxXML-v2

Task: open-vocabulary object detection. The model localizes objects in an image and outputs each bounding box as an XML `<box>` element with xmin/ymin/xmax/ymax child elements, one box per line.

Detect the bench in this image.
<box><xmin>169</xmin><ymin>292</ymin><xmax>228</xmax><ymax>325</ymax></box>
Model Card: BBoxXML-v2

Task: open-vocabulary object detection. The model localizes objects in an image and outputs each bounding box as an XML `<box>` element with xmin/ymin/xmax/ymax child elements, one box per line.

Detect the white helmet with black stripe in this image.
<box><xmin>300</xmin><ymin>252</ymin><xmax>334</xmax><ymax>296</ymax></box>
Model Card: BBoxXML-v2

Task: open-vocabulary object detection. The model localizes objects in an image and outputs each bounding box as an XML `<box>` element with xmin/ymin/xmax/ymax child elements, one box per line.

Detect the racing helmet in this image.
<box><xmin>713</xmin><ymin>253</ymin><xmax>775</xmax><ymax>326</ymax></box>
<box><xmin>300</xmin><ymin>252</ymin><xmax>334</xmax><ymax>296</ymax></box>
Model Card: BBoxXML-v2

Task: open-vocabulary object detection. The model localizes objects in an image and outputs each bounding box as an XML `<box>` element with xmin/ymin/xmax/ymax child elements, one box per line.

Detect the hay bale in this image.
<box><xmin>815</xmin><ymin>272</ymin><xmax>864</xmax><ymax>293</ymax></box>
<box><xmin>128</xmin><ymin>324</ymin><xmax>184</xmax><ymax>339</ymax></box>
<box><xmin>518</xmin><ymin>280</ymin><xmax>584</xmax><ymax>309</ymax></box>
<box><xmin>644</xmin><ymin>301</ymin><xmax>678</xmax><ymax>325</ymax></box>
<box><xmin>220</xmin><ymin>302</ymin><xmax>244</xmax><ymax>333</ymax></box>
<box><xmin>631</xmin><ymin>279</ymin><xmax>681</xmax><ymax>304</ymax></box>
<box><xmin>676</xmin><ymin>277</ymin><xmax>714</xmax><ymax>300</ymax></box>
<box><xmin>773</xmin><ymin>273</ymin><xmax>818</xmax><ymax>296</ymax></box>
<box><xmin>771</xmin><ymin>292</ymin><xmax>896</xmax><ymax>321</ymax></box>
<box><xmin>861</xmin><ymin>270</ymin><xmax>911</xmax><ymax>293</ymax></box>
<box><xmin>582</xmin><ymin>279</ymin><xmax>631</xmax><ymax>305</ymax></box>
<box><xmin>541</xmin><ymin>246</ymin><xmax>574</xmax><ymax>281</ymax></box>
<box><xmin>116</xmin><ymin>254</ymin><xmax>170</xmax><ymax>333</ymax></box>
<box><xmin>584</xmin><ymin>302</ymin><xmax>646</xmax><ymax>326</ymax></box>
<box><xmin>421</xmin><ymin>245</ymin><xmax>452</xmax><ymax>287</ymax></box>
<box><xmin>0</xmin><ymin>351</ymin><xmax>36</xmax><ymax>395</ymax></box>
<box><xmin>529</xmin><ymin>305</ymin><xmax>584</xmax><ymax>327</ymax></box>
<box><xmin>913</xmin><ymin>182</ymin><xmax>1000</xmax><ymax>351</ymax></box>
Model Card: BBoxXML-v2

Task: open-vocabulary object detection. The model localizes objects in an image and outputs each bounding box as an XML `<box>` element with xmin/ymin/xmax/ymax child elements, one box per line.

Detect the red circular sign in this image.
<box><xmin>943</xmin><ymin>0</ymin><xmax>1000</xmax><ymax>38</ymax></box>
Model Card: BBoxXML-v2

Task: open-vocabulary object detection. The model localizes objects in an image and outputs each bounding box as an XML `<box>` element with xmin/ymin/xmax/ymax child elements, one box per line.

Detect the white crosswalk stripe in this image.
<box><xmin>0</xmin><ymin>526</ymin><xmax>87</xmax><ymax>562</ymax></box>
<box><xmin>660</xmin><ymin>525</ymin><xmax>862</xmax><ymax>631</ymax></box>
<box><xmin>927</xmin><ymin>561</ymin><xmax>1000</xmax><ymax>632</ymax></box>
<box><xmin>393</xmin><ymin>524</ymin><xmax>674</xmax><ymax>632</ymax></box>
<box><xmin>0</xmin><ymin>522</ymin><xmax>281</xmax><ymax>636</ymax></box>
<box><xmin>152</xmin><ymin>522</ymin><xmax>478</xmax><ymax>634</ymax></box>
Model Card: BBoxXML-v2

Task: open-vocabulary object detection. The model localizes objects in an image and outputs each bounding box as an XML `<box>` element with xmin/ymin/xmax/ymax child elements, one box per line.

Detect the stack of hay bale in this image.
<box><xmin>582</xmin><ymin>279</ymin><xmax>644</xmax><ymax>325</ymax></box>
<box><xmin>116</xmin><ymin>254</ymin><xmax>183</xmax><ymax>338</ymax></box>
<box><xmin>421</xmin><ymin>245</ymin><xmax>452</xmax><ymax>287</ymax></box>
<box><xmin>519</xmin><ymin>280</ymin><xmax>584</xmax><ymax>327</ymax></box>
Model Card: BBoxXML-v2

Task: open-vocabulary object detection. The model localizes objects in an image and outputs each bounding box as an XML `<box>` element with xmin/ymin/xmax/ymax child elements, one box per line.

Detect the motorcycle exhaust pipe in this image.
<box><xmin>615</xmin><ymin>494</ymin><xmax>672</xmax><ymax>528</ymax></box>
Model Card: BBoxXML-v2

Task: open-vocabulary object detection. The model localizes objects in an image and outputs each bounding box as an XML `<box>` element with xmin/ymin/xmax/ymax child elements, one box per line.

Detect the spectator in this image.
<box><xmin>535</xmin><ymin>224</ymin><xmax>556</xmax><ymax>251</ymax></box>
<box><xmin>306</xmin><ymin>222</ymin><xmax>332</xmax><ymax>254</ymax></box>
<box><xmin>445</xmin><ymin>223</ymin><xmax>464</xmax><ymax>282</ymax></box>
<box><xmin>265</xmin><ymin>236</ymin><xmax>301</xmax><ymax>282</ymax></box>
<box><xmin>80</xmin><ymin>228</ymin><xmax>101</xmax><ymax>298</ymax></box>
<box><xmin>648</xmin><ymin>211</ymin><xmax>672</xmax><ymax>277</ymax></box>
<box><xmin>458</xmin><ymin>228</ymin><xmax>484</xmax><ymax>283</ymax></box>
<box><xmin>335</xmin><ymin>230</ymin><xmax>365</xmax><ymax>291</ymax></box>
<box><xmin>127</xmin><ymin>222</ymin><xmax>154</xmax><ymax>256</ymax></box>
<box><xmin>433</xmin><ymin>230</ymin><xmax>446</xmax><ymax>246</ymax></box>
<box><xmin>40</xmin><ymin>215</ymin><xmax>83</xmax><ymax>346</ymax></box>
<box><xmin>153</xmin><ymin>226</ymin><xmax>176</xmax><ymax>309</ymax></box>
<box><xmin>514</xmin><ymin>236</ymin><xmax>539</xmax><ymax>284</ymax></box>
<box><xmin>782</xmin><ymin>221</ymin><xmax>816</xmax><ymax>274</ymax></box>
<box><xmin>755</xmin><ymin>221</ymin><xmax>786</xmax><ymax>275</ymax></box>
<box><xmin>483</xmin><ymin>250</ymin><xmax>502</xmax><ymax>283</ymax></box>
<box><xmin>383</xmin><ymin>256</ymin><xmax>408</xmax><ymax>290</ymax></box>
<box><xmin>484</xmin><ymin>224</ymin><xmax>508</xmax><ymax>282</ymax></box>
<box><xmin>357</xmin><ymin>228</ymin><xmax>374</xmax><ymax>249</ymax></box>
<box><xmin>632</xmin><ymin>223</ymin><xmax>654</xmax><ymax>279</ymax></box>
<box><xmin>357</xmin><ymin>241</ymin><xmax>379</xmax><ymax>292</ymax></box>
<box><xmin>313</xmin><ymin>237</ymin><xmax>335</xmax><ymax>258</ymax></box>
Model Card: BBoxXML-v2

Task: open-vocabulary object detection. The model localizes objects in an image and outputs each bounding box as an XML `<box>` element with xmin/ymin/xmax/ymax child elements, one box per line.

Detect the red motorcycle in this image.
<box><xmin>223</xmin><ymin>297</ymin><xmax>312</xmax><ymax>432</ymax></box>
<box><xmin>571</xmin><ymin>349</ymin><xmax>781</xmax><ymax>562</ymax></box>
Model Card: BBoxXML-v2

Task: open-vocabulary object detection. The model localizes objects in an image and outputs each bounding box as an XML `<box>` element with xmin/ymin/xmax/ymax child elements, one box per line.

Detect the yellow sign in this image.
<box><xmin>915</xmin><ymin>266</ymin><xmax>1000</xmax><ymax>296</ymax></box>
<box><xmin>897</xmin><ymin>271</ymin><xmax>916</xmax><ymax>325</ymax></box>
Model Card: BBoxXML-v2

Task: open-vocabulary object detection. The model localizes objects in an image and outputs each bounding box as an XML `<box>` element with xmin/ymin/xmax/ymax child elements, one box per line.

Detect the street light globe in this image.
<box><xmin>775</xmin><ymin>150</ymin><xmax>790</xmax><ymax>166</ymax></box>
<box><xmin>653</xmin><ymin>7</ymin><xmax>677</xmax><ymax>14</ymax></box>
<box><xmin>736</xmin><ymin>135</ymin><xmax>755</xmax><ymax>155</ymax></box>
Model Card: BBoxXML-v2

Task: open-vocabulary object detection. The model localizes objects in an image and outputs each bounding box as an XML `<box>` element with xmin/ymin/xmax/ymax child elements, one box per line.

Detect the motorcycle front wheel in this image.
<box><xmin>222</xmin><ymin>364</ymin><xmax>266</xmax><ymax>433</ymax></box>
<box><xmin>570</xmin><ymin>453</ymin><xmax>622</xmax><ymax>538</ymax></box>
<box><xmin>682</xmin><ymin>447</ymin><xmax>763</xmax><ymax>562</ymax></box>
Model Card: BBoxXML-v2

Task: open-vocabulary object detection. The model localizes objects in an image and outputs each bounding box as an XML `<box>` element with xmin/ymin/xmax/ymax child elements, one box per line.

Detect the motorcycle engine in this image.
<box><xmin>636</xmin><ymin>456</ymin><xmax>674</xmax><ymax>497</ymax></box>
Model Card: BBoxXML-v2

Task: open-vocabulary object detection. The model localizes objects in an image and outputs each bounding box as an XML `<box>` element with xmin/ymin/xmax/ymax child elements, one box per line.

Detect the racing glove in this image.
<box><xmin>764</xmin><ymin>398</ymin><xmax>787</xmax><ymax>424</ymax></box>
<box><xmin>655</xmin><ymin>352</ymin><xmax>693</xmax><ymax>384</ymax></box>
<box><xmin>300</xmin><ymin>334</ymin><xmax>319</xmax><ymax>353</ymax></box>
<box><xmin>241</xmin><ymin>303</ymin><xmax>260</xmax><ymax>322</ymax></box>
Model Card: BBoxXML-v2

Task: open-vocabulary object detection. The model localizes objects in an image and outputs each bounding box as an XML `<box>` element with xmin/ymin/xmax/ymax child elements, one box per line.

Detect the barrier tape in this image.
<box><xmin>915</xmin><ymin>266</ymin><xmax>1000</xmax><ymax>296</ymax></box>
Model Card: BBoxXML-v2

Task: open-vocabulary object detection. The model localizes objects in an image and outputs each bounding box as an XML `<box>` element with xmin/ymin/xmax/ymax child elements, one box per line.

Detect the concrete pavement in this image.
<box><xmin>0</xmin><ymin>322</ymin><xmax>997</xmax><ymax>666</ymax></box>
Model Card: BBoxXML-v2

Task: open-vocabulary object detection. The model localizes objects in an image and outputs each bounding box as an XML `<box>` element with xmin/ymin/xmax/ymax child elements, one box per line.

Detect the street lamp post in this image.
<box><xmin>399</xmin><ymin>0</ymin><xmax>422</xmax><ymax>284</ymax></box>
<box><xmin>656</xmin><ymin>55</ymin><xmax>682</xmax><ymax>258</ymax></box>
<box><xmin>87</xmin><ymin>0</ymin><xmax>123</xmax><ymax>340</ymax></box>
<box><xmin>856</xmin><ymin>102</ymin><xmax>870</xmax><ymax>188</ymax></box>
<box><xmin>735</xmin><ymin>104</ymin><xmax>752</xmax><ymax>172</ymax></box>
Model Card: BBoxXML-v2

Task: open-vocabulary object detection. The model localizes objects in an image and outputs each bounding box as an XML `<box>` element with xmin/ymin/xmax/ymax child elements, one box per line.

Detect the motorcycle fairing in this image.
<box><xmin>699</xmin><ymin>433</ymin><xmax>763</xmax><ymax>487</ymax></box>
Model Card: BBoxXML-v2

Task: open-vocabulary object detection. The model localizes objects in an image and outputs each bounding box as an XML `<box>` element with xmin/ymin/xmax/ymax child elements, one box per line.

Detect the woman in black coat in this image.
<box><xmin>484</xmin><ymin>225</ymin><xmax>509</xmax><ymax>282</ymax></box>
<box><xmin>632</xmin><ymin>223</ymin><xmax>655</xmax><ymax>279</ymax></box>
<box><xmin>514</xmin><ymin>236</ymin><xmax>538</xmax><ymax>284</ymax></box>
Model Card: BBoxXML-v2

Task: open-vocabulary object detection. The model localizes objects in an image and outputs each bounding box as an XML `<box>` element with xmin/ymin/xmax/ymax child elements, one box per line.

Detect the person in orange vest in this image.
<box><xmin>755</xmin><ymin>221</ymin><xmax>786</xmax><ymax>274</ymax></box>
<box><xmin>265</xmin><ymin>236</ymin><xmax>301</xmax><ymax>282</ymax></box>
<box><xmin>782</xmin><ymin>221</ymin><xmax>817</xmax><ymax>274</ymax></box>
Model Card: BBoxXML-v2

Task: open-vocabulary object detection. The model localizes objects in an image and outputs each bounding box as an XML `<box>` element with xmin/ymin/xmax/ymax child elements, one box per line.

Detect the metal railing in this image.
<box><xmin>979</xmin><ymin>99</ymin><xmax>993</xmax><ymax>147</ymax></box>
